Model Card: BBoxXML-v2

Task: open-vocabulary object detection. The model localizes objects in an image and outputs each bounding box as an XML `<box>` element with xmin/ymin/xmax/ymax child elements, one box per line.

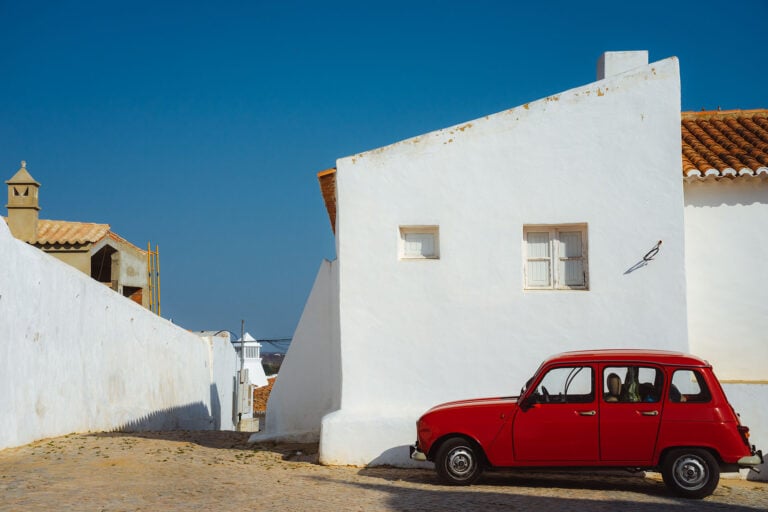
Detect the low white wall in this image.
<box><xmin>0</xmin><ymin>220</ymin><xmax>228</xmax><ymax>450</ymax></box>
<box><xmin>254</xmin><ymin>259</ymin><xmax>340</xmax><ymax>443</ymax></box>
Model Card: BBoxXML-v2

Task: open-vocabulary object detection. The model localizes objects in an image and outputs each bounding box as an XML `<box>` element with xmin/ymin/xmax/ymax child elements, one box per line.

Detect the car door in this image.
<box><xmin>513</xmin><ymin>365</ymin><xmax>599</xmax><ymax>462</ymax></box>
<box><xmin>599</xmin><ymin>364</ymin><xmax>664</xmax><ymax>463</ymax></box>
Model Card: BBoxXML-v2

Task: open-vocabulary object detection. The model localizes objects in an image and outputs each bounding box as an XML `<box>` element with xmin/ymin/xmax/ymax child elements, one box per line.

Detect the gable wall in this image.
<box><xmin>327</xmin><ymin>57</ymin><xmax>687</xmax><ymax>464</ymax></box>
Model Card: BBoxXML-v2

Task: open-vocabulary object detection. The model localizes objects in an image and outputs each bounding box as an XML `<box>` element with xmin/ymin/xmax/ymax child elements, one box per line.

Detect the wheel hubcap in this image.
<box><xmin>673</xmin><ymin>455</ymin><xmax>708</xmax><ymax>490</ymax></box>
<box><xmin>447</xmin><ymin>447</ymin><xmax>474</xmax><ymax>478</ymax></box>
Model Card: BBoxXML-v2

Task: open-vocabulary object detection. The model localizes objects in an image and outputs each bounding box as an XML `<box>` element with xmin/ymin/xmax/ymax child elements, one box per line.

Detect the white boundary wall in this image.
<box><xmin>321</xmin><ymin>57</ymin><xmax>687</xmax><ymax>465</ymax></box>
<box><xmin>0</xmin><ymin>220</ymin><xmax>236</xmax><ymax>449</ymax></box>
<box><xmin>200</xmin><ymin>332</ymin><xmax>239</xmax><ymax>431</ymax></box>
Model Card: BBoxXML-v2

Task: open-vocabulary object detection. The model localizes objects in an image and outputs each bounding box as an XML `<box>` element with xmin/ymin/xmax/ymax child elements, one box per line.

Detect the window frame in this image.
<box><xmin>601</xmin><ymin>365</ymin><xmax>664</xmax><ymax>403</ymax></box>
<box><xmin>530</xmin><ymin>365</ymin><xmax>595</xmax><ymax>404</ymax></box>
<box><xmin>523</xmin><ymin>224</ymin><xmax>588</xmax><ymax>290</ymax></box>
<box><xmin>669</xmin><ymin>369</ymin><xmax>712</xmax><ymax>403</ymax></box>
<box><xmin>399</xmin><ymin>225</ymin><xmax>440</xmax><ymax>260</ymax></box>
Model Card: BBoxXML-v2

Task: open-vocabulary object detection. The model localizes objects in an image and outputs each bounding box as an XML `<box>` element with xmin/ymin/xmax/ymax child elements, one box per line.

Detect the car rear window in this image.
<box><xmin>669</xmin><ymin>369</ymin><xmax>711</xmax><ymax>403</ymax></box>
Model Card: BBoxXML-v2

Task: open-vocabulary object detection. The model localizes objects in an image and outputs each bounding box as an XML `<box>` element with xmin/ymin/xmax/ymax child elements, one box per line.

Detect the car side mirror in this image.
<box><xmin>520</xmin><ymin>395</ymin><xmax>535</xmax><ymax>411</ymax></box>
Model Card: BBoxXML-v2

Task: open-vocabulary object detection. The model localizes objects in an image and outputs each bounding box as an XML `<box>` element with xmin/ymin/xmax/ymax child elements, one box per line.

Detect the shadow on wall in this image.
<box><xmin>210</xmin><ymin>383</ymin><xmax>221</xmax><ymax>430</ymax></box>
<box><xmin>115</xmin><ymin>401</ymin><xmax>214</xmax><ymax>432</ymax></box>
<box><xmin>685</xmin><ymin>179</ymin><xmax>768</xmax><ymax>208</ymax></box>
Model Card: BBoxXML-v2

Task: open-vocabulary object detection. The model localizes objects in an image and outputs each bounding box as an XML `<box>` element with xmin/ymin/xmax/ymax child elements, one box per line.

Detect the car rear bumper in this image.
<box><xmin>738</xmin><ymin>449</ymin><xmax>764</xmax><ymax>468</ymax></box>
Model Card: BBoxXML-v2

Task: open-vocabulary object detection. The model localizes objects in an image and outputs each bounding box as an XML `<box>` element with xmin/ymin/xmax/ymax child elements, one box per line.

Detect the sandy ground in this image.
<box><xmin>1</xmin><ymin>431</ymin><xmax>765</xmax><ymax>511</ymax></box>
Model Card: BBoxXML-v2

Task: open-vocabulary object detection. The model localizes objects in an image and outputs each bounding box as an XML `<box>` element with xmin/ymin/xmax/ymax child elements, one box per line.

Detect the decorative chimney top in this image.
<box><xmin>597</xmin><ymin>51</ymin><xmax>649</xmax><ymax>80</ymax></box>
<box><xmin>6</xmin><ymin>160</ymin><xmax>41</xmax><ymax>242</ymax></box>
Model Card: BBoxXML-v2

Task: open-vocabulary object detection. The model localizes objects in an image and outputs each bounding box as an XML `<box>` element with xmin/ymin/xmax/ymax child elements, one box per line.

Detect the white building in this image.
<box><xmin>259</xmin><ymin>51</ymin><xmax>767</xmax><ymax>475</ymax></box>
<box><xmin>233</xmin><ymin>332</ymin><xmax>269</xmax><ymax>388</ymax></box>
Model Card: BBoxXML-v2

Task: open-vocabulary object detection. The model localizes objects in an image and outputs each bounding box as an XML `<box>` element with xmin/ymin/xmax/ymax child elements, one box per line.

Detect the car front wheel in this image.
<box><xmin>435</xmin><ymin>437</ymin><xmax>484</xmax><ymax>485</ymax></box>
<box><xmin>661</xmin><ymin>448</ymin><xmax>720</xmax><ymax>499</ymax></box>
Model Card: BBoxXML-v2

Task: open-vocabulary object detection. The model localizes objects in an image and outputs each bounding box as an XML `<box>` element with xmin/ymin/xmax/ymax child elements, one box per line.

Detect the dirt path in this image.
<box><xmin>1</xmin><ymin>431</ymin><xmax>765</xmax><ymax>511</ymax></box>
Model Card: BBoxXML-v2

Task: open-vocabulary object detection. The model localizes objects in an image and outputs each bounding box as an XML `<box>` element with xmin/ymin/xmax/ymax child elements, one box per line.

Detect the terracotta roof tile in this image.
<box><xmin>317</xmin><ymin>168</ymin><xmax>337</xmax><ymax>234</ymax></box>
<box><xmin>253</xmin><ymin>376</ymin><xmax>276</xmax><ymax>413</ymax></box>
<box><xmin>681</xmin><ymin>109</ymin><xmax>768</xmax><ymax>179</ymax></box>
<box><xmin>28</xmin><ymin>219</ymin><xmax>145</xmax><ymax>253</ymax></box>
<box><xmin>35</xmin><ymin>219</ymin><xmax>111</xmax><ymax>245</ymax></box>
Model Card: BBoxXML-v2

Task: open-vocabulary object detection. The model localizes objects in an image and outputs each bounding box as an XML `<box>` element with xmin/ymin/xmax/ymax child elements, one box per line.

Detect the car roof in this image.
<box><xmin>542</xmin><ymin>349</ymin><xmax>710</xmax><ymax>367</ymax></box>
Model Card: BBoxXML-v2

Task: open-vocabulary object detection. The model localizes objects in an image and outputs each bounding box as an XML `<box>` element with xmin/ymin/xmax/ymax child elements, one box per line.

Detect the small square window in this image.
<box><xmin>524</xmin><ymin>224</ymin><xmax>588</xmax><ymax>290</ymax></box>
<box><xmin>399</xmin><ymin>226</ymin><xmax>439</xmax><ymax>259</ymax></box>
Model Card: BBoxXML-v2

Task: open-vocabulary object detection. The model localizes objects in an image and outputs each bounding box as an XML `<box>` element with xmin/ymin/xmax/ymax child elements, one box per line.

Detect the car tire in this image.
<box><xmin>435</xmin><ymin>437</ymin><xmax>484</xmax><ymax>486</ymax></box>
<box><xmin>661</xmin><ymin>448</ymin><xmax>720</xmax><ymax>499</ymax></box>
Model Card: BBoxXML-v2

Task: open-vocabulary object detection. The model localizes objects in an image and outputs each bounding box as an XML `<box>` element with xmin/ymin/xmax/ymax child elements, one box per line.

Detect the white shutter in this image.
<box><xmin>526</xmin><ymin>232</ymin><xmax>551</xmax><ymax>287</ymax></box>
<box><xmin>404</xmin><ymin>232</ymin><xmax>435</xmax><ymax>258</ymax></box>
<box><xmin>558</xmin><ymin>231</ymin><xmax>585</xmax><ymax>287</ymax></box>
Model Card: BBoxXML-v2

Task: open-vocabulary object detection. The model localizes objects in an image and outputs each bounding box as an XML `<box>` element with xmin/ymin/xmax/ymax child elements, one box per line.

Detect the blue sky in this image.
<box><xmin>1</xmin><ymin>1</ymin><xmax>766</xmax><ymax>338</ymax></box>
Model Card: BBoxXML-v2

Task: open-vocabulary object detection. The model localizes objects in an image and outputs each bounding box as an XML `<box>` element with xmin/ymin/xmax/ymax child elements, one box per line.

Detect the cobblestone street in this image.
<box><xmin>1</xmin><ymin>431</ymin><xmax>765</xmax><ymax>511</ymax></box>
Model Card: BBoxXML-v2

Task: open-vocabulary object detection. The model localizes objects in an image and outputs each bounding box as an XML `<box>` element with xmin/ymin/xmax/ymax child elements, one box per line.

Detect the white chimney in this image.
<box><xmin>597</xmin><ymin>51</ymin><xmax>649</xmax><ymax>80</ymax></box>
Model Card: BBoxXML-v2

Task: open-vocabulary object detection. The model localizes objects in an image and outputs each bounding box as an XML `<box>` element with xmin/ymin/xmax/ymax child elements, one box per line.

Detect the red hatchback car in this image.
<box><xmin>410</xmin><ymin>350</ymin><xmax>763</xmax><ymax>499</ymax></box>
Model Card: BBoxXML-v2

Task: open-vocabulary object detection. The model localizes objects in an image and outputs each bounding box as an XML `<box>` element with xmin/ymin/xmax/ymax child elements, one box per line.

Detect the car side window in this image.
<box><xmin>532</xmin><ymin>366</ymin><xmax>594</xmax><ymax>404</ymax></box>
<box><xmin>669</xmin><ymin>369</ymin><xmax>711</xmax><ymax>403</ymax></box>
<box><xmin>603</xmin><ymin>366</ymin><xmax>663</xmax><ymax>403</ymax></box>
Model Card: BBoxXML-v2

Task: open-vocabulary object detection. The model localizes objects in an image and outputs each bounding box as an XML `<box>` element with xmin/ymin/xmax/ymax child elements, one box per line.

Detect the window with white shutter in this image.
<box><xmin>399</xmin><ymin>226</ymin><xmax>439</xmax><ymax>259</ymax></box>
<box><xmin>524</xmin><ymin>225</ymin><xmax>588</xmax><ymax>290</ymax></box>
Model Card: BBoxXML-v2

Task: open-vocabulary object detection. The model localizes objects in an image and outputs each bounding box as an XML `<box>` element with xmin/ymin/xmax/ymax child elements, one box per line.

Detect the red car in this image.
<box><xmin>410</xmin><ymin>349</ymin><xmax>763</xmax><ymax>499</ymax></box>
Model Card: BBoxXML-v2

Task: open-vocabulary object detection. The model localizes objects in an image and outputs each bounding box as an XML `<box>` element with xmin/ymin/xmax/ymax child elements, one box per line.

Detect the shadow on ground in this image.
<box><xmin>344</xmin><ymin>469</ymin><xmax>765</xmax><ymax>511</ymax></box>
<box><xmin>92</xmin><ymin>430</ymin><xmax>320</xmax><ymax>461</ymax></box>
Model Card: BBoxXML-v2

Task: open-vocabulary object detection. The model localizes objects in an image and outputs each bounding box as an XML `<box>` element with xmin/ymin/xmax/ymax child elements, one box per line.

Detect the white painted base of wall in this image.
<box><xmin>319</xmin><ymin>408</ymin><xmax>433</xmax><ymax>467</ymax></box>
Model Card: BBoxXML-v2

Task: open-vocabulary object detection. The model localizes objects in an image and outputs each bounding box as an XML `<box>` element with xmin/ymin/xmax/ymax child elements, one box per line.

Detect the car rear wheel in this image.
<box><xmin>435</xmin><ymin>437</ymin><xmax>484</xmax><ymax>485</ymax></box>
<box><xmin>661</xmin><ymin>448</ymin><xmax>720</xmax><ymax>499</ymax></box>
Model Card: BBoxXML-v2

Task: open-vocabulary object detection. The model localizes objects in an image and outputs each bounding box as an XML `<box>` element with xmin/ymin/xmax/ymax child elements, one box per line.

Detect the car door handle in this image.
<box><xmin>578</xmin><ymin>410</ymin><xmax>596</xmax><ymax>416</ymax></box>
<box><xmin>640</xmin><ymin>410</ymin><xmax>659</xmax><ymax>416</ymax></box>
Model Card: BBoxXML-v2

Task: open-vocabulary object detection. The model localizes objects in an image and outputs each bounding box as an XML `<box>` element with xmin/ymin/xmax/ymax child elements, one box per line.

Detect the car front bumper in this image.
<box><xmin>409</xmin><ymin>444</ymin><xmax>427</xmax><ymax>462</ymax></box>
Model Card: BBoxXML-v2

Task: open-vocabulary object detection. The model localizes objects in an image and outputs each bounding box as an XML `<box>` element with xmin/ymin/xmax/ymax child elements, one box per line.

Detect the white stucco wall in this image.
<box><xmin>685</xmin><ymin>178</ymin><xmax>768</xmax><ymax>380</ymax></box>
<box><xmin>254</xmin><ymin>259</ymin><xmax>340</xmax><ymax>443</ymax></box>
<box><xmin>684</xmin><ymin>178</ymin><xmax>768</xmax><ymax>481</ymax></box>
<box><xmin>0</xmin><ymin>220</ymin><xmax>231</xmax><ymax>450</ymax></box>
<box><xmin>322</xmin><ymin>56</ymin><xmax>687</xmax><ymax>465</ymax></box>
<box><xmin>722</xmin><ymin>383</ymin><xmax>768</xmax><ymax>479</ymax></box>
<box><xmin>199</xmin><ymin>332</ymin><xmax>239</xmax><ymax>431</ymax></box>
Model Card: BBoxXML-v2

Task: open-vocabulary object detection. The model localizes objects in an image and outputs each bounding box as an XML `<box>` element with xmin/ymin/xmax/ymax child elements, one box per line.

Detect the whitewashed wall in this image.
<box><xmin>685</xmin><ymin>178</ymin><xmax>768</xmax><ymax>481</ymax></box>
<box><xmin>723</xmin><ymin>383</ymin><xmax>768</xmax><ymax>479</ymax></box>
<box><xmin>323</xmin><ymin>56</ymin><xmax>687</xmax><ymax>465</ymax></box>
<box><xmin>684</xmin><ymin>179</ymin><xmax>768</xmax><ymax>380</ymax></box>
<box><xmin>255</xmin><ymin>259</ymin><xmax>340</xmax><ymax>443</ymax></box>
<box><xmin>199</xmin><ymin>332</ymin><xmax>239</xmax><ymax>431</ymax></box>
<box><xmin>0</xmin><ymin>220</ymin><xmax>233</xmax><ymax>450</ymax></box>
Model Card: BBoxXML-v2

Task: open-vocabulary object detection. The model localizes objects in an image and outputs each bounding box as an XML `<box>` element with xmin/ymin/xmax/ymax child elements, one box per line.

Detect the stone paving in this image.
<box><xmin>0</xmin><ymin>431</ymin><xmax>766</xmax><ymax>511</ymax></box>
